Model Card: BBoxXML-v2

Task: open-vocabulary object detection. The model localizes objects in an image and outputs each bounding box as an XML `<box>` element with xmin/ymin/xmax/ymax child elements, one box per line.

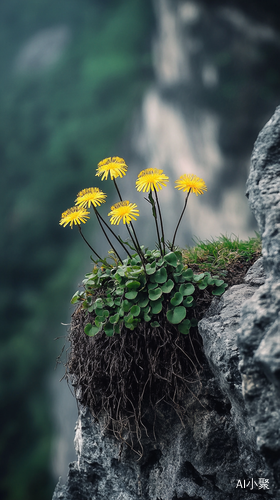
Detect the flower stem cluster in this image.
<box><xmin>60</xmin><ymin>156</ymin><xmax>220</xmax><ymax>336</ymax></box>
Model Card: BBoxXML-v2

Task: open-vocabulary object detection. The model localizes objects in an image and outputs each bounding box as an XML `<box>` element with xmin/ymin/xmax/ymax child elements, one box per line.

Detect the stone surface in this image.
<box><xmin>238</xmin><ymin>106</ymin><xmax>280</xmax><ymax>486</ymax></box>
<box><xmin>53</xmin><ymin>108</ymin><xmax>280</xmax><ymax>499</ymax></box>
<box><xmin>53</xmin><ymin>257</ymin><xmax>278</xmax><ymax>499</ymax></box>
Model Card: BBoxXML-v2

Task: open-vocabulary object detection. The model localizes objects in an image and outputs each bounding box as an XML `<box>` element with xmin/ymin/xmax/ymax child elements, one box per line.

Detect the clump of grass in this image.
<box><xmin>182</xmin><ymin>233</ymin><xmax>262</xmax><ymax>276</ymax></box>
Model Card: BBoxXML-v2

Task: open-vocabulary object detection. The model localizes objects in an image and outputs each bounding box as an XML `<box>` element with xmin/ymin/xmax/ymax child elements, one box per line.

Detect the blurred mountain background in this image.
<box><xmin>1</xmin><ymin>0</ymin><xmax>280</xmax><ymax>499</ymax></box>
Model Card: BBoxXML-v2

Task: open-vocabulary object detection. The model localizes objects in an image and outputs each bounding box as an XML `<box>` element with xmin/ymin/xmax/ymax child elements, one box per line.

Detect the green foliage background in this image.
<box><xmin>0</xmin><ymin>0</ymin><xmax>154</xmax><ymax>498</ymax></box>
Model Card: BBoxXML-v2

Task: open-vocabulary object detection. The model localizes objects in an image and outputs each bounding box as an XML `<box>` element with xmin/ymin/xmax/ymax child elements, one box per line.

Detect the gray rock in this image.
<box><xmin>53</xmin><ymin>108</ymin><xmax>280</xmax><ymax>499</ymax></box>
<box><xmin>238</xmin><ymin>106</ymin><xmax>280</xmax><ymax>485</ymax></box>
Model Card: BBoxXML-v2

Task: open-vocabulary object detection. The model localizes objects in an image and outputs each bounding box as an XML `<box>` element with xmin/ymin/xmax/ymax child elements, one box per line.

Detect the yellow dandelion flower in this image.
<box><xmin>59</xmin><ymin>207</ymin><xmax>90</xmax><ymax>229</ymax></box>
<box><xmin>75</xmin><ymin>187</ymin><xmax>107</xmax><ymax>208</ymax></box>
<box><xmin>96</xmin><ymin>156</ymin><xmax>128</xmax><ymax>181</ymax></box>
<box><xmin>175</xmin><ymin>174</ymin><xmax>207</xmax><ymax>196</ymax></box>
<box><xmin>108</xmin><ymin>200</ymin><xmax>139</xmax><ymax>225</ymax></box>
<box><xmin>136</xmin><ymin>168</ymin><xmax>169</xmax><ymax>192</ymax></box>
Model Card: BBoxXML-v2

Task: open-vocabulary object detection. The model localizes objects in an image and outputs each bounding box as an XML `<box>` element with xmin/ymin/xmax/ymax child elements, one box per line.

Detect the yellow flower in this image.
<box><xmin>135</xmin><ymin>168</ymin><xmax>169</xmax><ymax>192</ymax></box>
<box><xmin>175</xmin><ymin>174</ymin><xmax>207</xmax><ymax>196</ymax></box>
<box><xmin>75</xmin><ymin>187</ymin><xmax>107</xmax><ymax>208</ymax></box>
<box><xmin>59</xmin><ymin>207</ymin><xmax>90</xmax><ymax>229</ymax></box>
<box><xmin>96</xmin><ymin>156</ymin><xmax>128</xmax><ymax>181</ymax></box>
<box><xmin>108</xmin><ymin>200</ymin><xmax>139</xmax><ymax>225</ymax></box>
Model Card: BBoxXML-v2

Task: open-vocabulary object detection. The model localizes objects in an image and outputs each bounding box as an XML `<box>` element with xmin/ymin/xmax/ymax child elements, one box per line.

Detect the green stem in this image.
<box><xmin>93</xmin><ymin>209</ymin><xmax>123</xmax><ymax>264</ymax></box>
<box><xmin>149</xmin><ymin>190</ymin><xmax>163</xmax><ymax>257</ymax></box>
<box><xmin>126</xmin><ymin>223</ymin><xmax>147</xmax><ymax>271</ymax></box>
<box><xmin>77</xmin><ymin>225</ymin><xmax>103</xmax><ymax>261</ymax></box>
<box><xmin>113</xmin><ymin>178</ymin><xmax>122</xmax><ymax>201</ymax></box>
<box><xmin>171</xmin><ymin>191</ymin><xmax>191</xmax><ymax>250</ymax></box>
<box><xmin>154</xmin><ymin>189</ymin><xmax>165</xmax><ymax>254</ymax></box>
<box><xmin>93</xmin><ymin>206</ymin><xmax>132</xmax><ymax>258</ymax></box>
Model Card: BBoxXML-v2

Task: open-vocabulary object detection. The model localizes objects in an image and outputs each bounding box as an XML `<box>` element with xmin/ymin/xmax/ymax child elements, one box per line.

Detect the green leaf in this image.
<box><xmin>178</xmin><ymin>319</ymin><xmax>191</xmax><ymax>334</ymax></box>
<box><xmin>174</xmin><ymin>250</ymin><xmax>183</xmax><ymax>262</ymax></box>
<box><xmin>193</xmin><ymin>273</ymin><xmax>205</xmax><ymax>282</ymax></box>
<box><xmin>148</xmin><ymin>282</ymin><xmax>158</xmax><ymax>290</ymax></box>
<box><xmin>123</xmin><ymin>300</ymin><xmax>132</xmax><ymax>312</ymax></box>
<box><xmin>190</xmin><ymin>318</ymin><xmax>198</xmax><ymax>327</ymax></box>
<box><xmin>114</xmin><ymin>323</ymin><xmax>121</xmax><ymax>334</ymax></box>
<box><xmin>151</xmin><ymin>321</ymin><xmax>160</xmax><ymax>328</ymax></box>
<box><xmin>146</xmin><ymin>262</ymin><xmax>157</xmax><ymax>275</ymax></box>
<box><xmin>170</xmin><ymin>292</ymin><xmax>183</xmax><ymax>306</ymax></box>
<box><xmin>198</xmin><ymin>284</ymin><xmax>208</xmax><ymax>290</ymax></box>
<box><xmin>182</xmin><ymin>269</ymin><xmax>193</xmax><ymax>281</ymax></box>
<box><xmin>115</xmin><ymin>288</ymin><xmax>124</xmax><ymax>296</ymax></box>
<box><xmin>144</xmin><ymin>313</ymin><xmax>151</xmax><ymax>322</ymax></box>
<box><xmin>175</xmin><ymin>263</ymin><xmax>184</xmax><ymax>273</ymax></box>
<box><xmin>179</xmin><ymin>283</ymin><xmax>195</xmax><ymax>296</ymax></box>
<box><xmin>161</xmin><ymin>279</ymin><xmax>174</xmax><ymax>293</ymax></box>
<box><xmin>166</xmin><ymin>306</ymin><xmax>186</xmax><ymax>324</ymax></box>
<box><xmin>142</xmin><ymin>305</ymin><xmax>150</xmax><ymax>314</ymax></box>
<box><xmin>183</xmin><ymin>296</ymin><xmax>194</xmax><ymax>307</ymax></box>
<box><xmin>130</xmin><ymin>305</ymin><xmax>141</xmax><ymax>317</ymax></box>
<box><xmin>164</xmin><ymin>252</ymin><xmax>178</xmax><ymax>267</ymax></box>
<box><xmin>138</xmin><ymin>296</ymin><xmax>149</xmax><ymax>308</ymax></box>
<box><xmin>148</xmin><ymin>287</ymin><xmax>162</xmax><ymax>301</ymax></box>
<box><xmin>126</xmin><ymin>280</ymin><xmax>141</xmax><ymax>289</ymax></box>
<box><xmin>212</xmin><ymin>285</ymin><xmax>227</xmax><ymax>296</ymax></box>
<box><xmin>125</xmin><ymin>290</ymin><xmax>138</xmax><ymax>300</ymax></box>
<box><xmin>154</xmin><ymin>267</ymin><xmax>168</xmax><ymax>284</ymax></box>
<box><xmin>151</xmin><ymin>299</ymin><xmax>163</xmax><ymax>314</ymax></box>
<box><xmin>71</xmin><ymin>291</ymin><xmax>81</xmax><ymax>304</ymax></box>
<box><xmin>109</xmin><ymin>313</ymin><xmax>120</xmax><ymax>324</ymax></box>
<box><xmin>214</xmin><ymin>279</ymin><xmax>224</xmax><ymax>287</ymax></box>
<box><xmin>94</xmin><ymin>298</ymin><xmax>104</xmax><ymax>308</ymax></box>
<box><xmin>84</xmin><ymin>323</ymin><xmax>101</xmax><ymax>336</ymax></box>
<box><xmin>104</xmin><ymin>323</ymin><xmax>114</xmax><ymax>336</ymax></box>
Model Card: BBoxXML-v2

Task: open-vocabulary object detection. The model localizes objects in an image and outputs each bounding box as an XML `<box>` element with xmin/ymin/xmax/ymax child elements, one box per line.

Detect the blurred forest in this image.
<box><xmin>0</xmin><ymin>0</ymin><xmax>154</xmax><ymax>499</ymax></box>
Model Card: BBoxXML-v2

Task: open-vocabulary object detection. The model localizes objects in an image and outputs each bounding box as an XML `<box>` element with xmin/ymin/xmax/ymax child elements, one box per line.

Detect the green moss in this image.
<box><xmin>182</xmin><ymin>233</ymin><xmax>262</xmax><ymax>275</ymax></box>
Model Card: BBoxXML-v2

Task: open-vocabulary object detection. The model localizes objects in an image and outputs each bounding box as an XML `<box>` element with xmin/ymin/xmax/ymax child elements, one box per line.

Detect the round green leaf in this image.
<box><xmin>144</xmin><ymin>313</ymin><xmax>151</xmax><ymax>322</ymax></box>
<box><xmin>193</xmin><ymin>273</ymin><xmax>205</xmax><ymax>282</ymax></box>
<box><xmin>170</xmin><ymin>292</ymin><xmax>183</xmax><ymax>306</ymax></box>
<box><xmin>130</xmin><ymin>305</ymin><xmax>141</xmax><ymax>317</ymax></box>
<box><xmin>109</xmin><ymin>313</ymin><xmax>120</xmax><ymax>324</ymax></box>
<box><xmin>179</xmin><ymin>283</ymin><xmax>195</xmax><ymax>296</ymax></box>
<box><xmin>214</xmin><ymin>279</ymin><xmax>224</xmax><ymax>287</ymax></box>
<box><xmin>166</xmin><ymin>306</ymin><xmax>186</xmax><ymax>324</ymax></box>
<box><xmin>151</xmin><ymin>321</ymin><xmax>160</xmax><ymax>328</ymax></box>
<box><xmin>161</xmin><ymin>279</ymin><xmax>174</xmax><ymax>294</ymax></box>
<box><xmin>198</xmin><ymin>282</ymin><xmax>208</xmax><ymax>290</ymax></box>
<box><xmin>148</xmin><ymin>287</ymin><xmax>162</xmax><ymax>301</ymax></box>
<box><xmin>183</xmin><ymin>296</ymin><xmax>194</xmax><ymax>307</ymax></box>
<box><xmin>148</xmin><ymin>282</ymin><xmax>158</xmax><ymax>290</ymax></box>
<box><xmin>125</xmin><ymin>290</ymin><xmax>138</xmax><ymax>300</ymax></box>
<box><xmin>178</xmin><ymin>319</ymin><xmax>191</xmax><ymax>334</ymax></box>
<box><xmin>126</xmin><ymin>280</ymin><xmax>141</xmax><ymax>289</ymax></box>
<box><xmin>154</xmin><ymin>267</ymin><xmax>168</xmax><ymax>284</ymax></box>
<box><xmin>182</xmin><ymin>269</ymin><xmax>194</xmax><ymax>281</ymax></box>
<box><xmin>84</xmin><ymin>323</ymin><xmax>101</xmax><ymax>336</ymax></box>
<box><xmin>94</xmin><ymin>298</ymin><xmax>104</xmax><ymax>309</ymax></box>
<box><xmin>212</xmin><ymin>284</ymin><xmax>227</xmax><ymax>296</ymax></box>
<box><xmin>164</xmin><ymin>252</ymin><xmax>178</xmax><ymax>267</ymax></box>
<box><xmin>138</xmin><ymin>296</ymin><xmax>149</xmax><ymax>308</ymax></box>
<box><xmin>146</xmin><ymin>263</ymin><xmax>157</xmax><ymax>275</ymax></box>
<box><xmin>190</xmin><ymin>318</ymin><xmax>198</xmax><ymax>327</ymax></box>
<box><xmin>104</xmin><ymin>323</ymin><xmax>114</xmax><ymax>336</ymax></box>
<box><xmin>123</xmin><ymin>300</ymin><xmax>131</xmax><ymax>312</ymax></box>
<box><xmin>151</xmin><ymin>299</ymin><xmax>163</xmax><ymax>314</ymax></box>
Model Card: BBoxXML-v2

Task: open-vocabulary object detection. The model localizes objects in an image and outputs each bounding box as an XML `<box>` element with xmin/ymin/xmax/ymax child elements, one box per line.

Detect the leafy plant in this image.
<box><xmin>71</xmin><ymin>248</ymin><xmax>227</xmax><ymax>336</ymax></box>
<box><xmin>62</xmin><ymin>157</ymin><xmax>228</xmax><ymax>337</ymax></box>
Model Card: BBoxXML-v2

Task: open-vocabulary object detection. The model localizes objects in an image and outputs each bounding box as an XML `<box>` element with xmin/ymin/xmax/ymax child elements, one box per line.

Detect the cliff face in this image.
<box><xmin>53</xmin><ymin>108</ymin><xmax>280</xmax><ymax>499</ymax></box>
